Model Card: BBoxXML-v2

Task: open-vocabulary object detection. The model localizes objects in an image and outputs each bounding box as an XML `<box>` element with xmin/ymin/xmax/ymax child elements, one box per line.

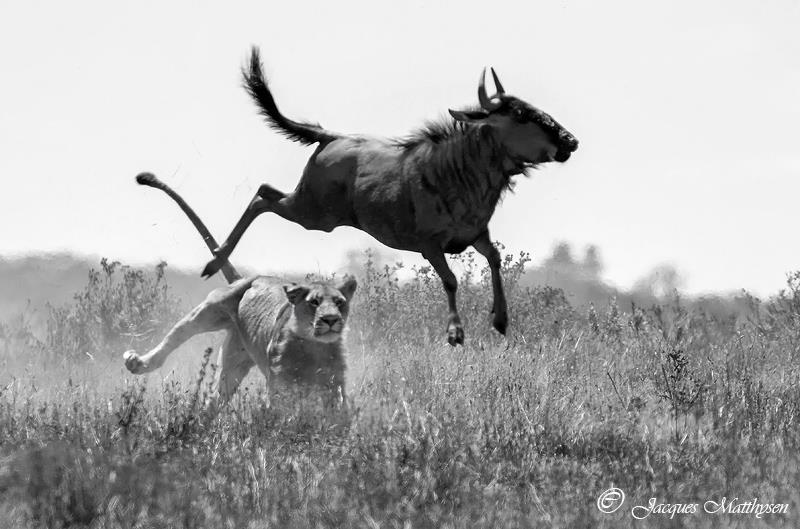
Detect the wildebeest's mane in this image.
<box><xmin>392</xmin><ymin>100</ymin><xmax>514</xmax><ymax>151</ymax></box>
<box><xmin>393</xmin><ymin>116</ymin><xmax>474</xmax><ymax>150</ymax></box>
<box><xmin>391</xmin><ymin>110</ymin><xmax>521</xmax><ymax>208</ymax></box>
<box><xmin>392</xmin><ymin>109</ymin><xmax>533</xmax><ymax>184</ymax></box>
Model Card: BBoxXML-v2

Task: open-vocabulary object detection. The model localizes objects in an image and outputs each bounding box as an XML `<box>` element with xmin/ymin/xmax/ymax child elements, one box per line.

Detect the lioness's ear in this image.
<box><xmin>283</xmin><ymin>283</ymin><xmax>310</xmax><ymax>305</ymax></box>
<box><xmin>337</xmin><ymin>275</ymin><xmax>358</xmax><ymax>300</ymax></box>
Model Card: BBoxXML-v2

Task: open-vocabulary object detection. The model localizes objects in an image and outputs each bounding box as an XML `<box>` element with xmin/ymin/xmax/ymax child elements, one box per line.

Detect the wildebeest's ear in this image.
<box><xmin>337</xmin><ymin>275</ymin><xmax>358</xmax><ymax>300</ymax></box>
<box><xmin>283</xmin><ymin>283</ymin><xmax>310</xmax><ymax>305</ymax></box>
<box><xmin>449</xmin><ymin>109</ymin><xmax>489</xmax><ymax>123</ymax></box>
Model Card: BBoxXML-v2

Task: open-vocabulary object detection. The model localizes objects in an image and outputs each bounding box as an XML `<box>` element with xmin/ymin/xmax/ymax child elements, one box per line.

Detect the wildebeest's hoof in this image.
<box><xmin>201</xmin><ymin>256</ymin><xmax>224</xmax><ymax>279</ymax></box>
<box><xmin>123</xmin><ymin>350</ymin><xmax>147</xmax><ymax>374</ymax></box>
<box><xmin>447</xmin><ymin>323</ymin><xmax>465</xmax><ymax>346</ymax></box>
<box><xmin>493</xmin><ymin>312</ymin><xmax>508</xmax><ymax>335</ymax></box>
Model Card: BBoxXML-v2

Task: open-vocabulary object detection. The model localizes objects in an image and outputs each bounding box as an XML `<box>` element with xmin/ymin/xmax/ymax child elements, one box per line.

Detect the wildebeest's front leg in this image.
<box><xmin>423</xmin><ymin>248</ymin><xmax>464</xmax><ymax>346</ymax></box>
<box><xmin>202</xmin><ymin>183</ymin><xmax>291</xmax><ymax>278</ymax></box>
<box><xmin>472</xmin><ymin>232</ymin><xmax>508</xmax><ymax>335</ymax></box>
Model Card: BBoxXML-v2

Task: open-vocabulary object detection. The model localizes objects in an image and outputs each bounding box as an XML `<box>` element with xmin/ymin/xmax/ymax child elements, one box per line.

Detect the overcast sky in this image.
<box><xmin>1</xmin><ymin>0</ymin><xmax>798</xmax><ymax>296</ymax></box>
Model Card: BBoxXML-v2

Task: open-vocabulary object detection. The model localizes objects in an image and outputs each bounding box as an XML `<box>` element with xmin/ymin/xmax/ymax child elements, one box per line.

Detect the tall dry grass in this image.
<box><xmin>1</xmin><ymin>251</ymin><xmax>798</xmax><ymax>528</ymax></box>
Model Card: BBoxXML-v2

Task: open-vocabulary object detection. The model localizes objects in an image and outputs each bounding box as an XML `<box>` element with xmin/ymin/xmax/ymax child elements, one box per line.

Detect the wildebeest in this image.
<box><xmin>198</xmin><ymin>47</ymin><xmax>578</xmax><ymax>345</ymax></box>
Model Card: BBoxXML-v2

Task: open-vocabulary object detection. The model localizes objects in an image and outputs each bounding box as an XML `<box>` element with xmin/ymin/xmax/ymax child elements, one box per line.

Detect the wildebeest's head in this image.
<box><xmin>283</xmin><ymin>276</ymin><xmax>358</xmax><ymax>343</ymax></box>
<box><xmin>449</xmin><ymin>68</ymin><xmax>578</xmax><ymax>167</ymax></box>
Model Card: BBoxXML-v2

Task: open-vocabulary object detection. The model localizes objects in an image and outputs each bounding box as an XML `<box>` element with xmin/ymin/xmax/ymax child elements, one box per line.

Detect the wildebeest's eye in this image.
<box><xmin>512</xmin><ymin>107</ymin><xmax>526</xmax><ymax>122</ymax></box>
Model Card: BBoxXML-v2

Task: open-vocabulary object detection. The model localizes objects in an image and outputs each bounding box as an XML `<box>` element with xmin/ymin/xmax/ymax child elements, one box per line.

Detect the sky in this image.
<box><xmin>1</xmin><ymin>0</ymin><xmax>798</xmax><ymax>296</ymax></box>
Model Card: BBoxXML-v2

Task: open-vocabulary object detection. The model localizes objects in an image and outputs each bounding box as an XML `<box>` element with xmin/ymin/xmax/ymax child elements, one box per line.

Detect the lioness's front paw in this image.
<box><xmin>123</xmin><ymin>350</ymin><xmax>147</xmax><ymax>374</ymax></box>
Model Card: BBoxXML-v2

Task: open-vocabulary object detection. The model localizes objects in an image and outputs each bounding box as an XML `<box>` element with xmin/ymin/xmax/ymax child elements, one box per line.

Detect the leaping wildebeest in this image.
<box><xmin>196</xmin><ymin>47</ymin><xmax>578</xmax><ymax>346</ymax></box>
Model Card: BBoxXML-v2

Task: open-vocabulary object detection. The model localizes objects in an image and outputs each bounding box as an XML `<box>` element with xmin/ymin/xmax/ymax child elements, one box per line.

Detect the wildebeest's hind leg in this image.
<box><xmin>123</xmin><ymin>295</ymin><xmax>232</xmax><ymax>374</ymax></box>
<box><xmin>202</xmin><ymin>183</ymin><xmax>306</xmax><ymax>278</ymax></box>
<box><xmin>423</xmin><ymin>247</ymin><xmax>465</xmax><ymax>346</ymax></box>
<box><xmin>213</xmin><ymin>332</ymin><xmax>254</xmax><ymax>404</ymax></box>
<box><xmin>472</xmin><ymin>232</ymin><xmax>508</xmax><ymax>335</ymax></box>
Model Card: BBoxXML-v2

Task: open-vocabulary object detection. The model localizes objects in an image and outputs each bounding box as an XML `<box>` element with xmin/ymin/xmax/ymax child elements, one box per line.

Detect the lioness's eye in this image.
<box><xmin>308</xmin><ymin>298</ymin><xmax>320</xmax><ymax>307</ymax></box>
<box><xmin>334</xmin><ymin>298</ymin><xmax>346</xmax><ymax>307</ymax></box>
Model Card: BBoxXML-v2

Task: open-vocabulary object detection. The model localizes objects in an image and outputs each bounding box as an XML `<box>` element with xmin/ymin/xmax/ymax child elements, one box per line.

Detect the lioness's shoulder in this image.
<box><xmin>239</xmin><ymin>275</ymin><xmax>290</xmax><ymax>308</ymax></box>
<box><xmin>247</xmin><ymin>275</ymin><xmax>287</xmax><ymax>292</ymax></box>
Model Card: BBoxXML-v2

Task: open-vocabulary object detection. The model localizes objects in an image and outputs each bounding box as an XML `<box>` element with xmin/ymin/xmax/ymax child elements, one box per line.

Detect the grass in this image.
<box><xmin>1</xmin><ymin>251</ymin><xmax>799</xmax><ymax>528</ymax></box>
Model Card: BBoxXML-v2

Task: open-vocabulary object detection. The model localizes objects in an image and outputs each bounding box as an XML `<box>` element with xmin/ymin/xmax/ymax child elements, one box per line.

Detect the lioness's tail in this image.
<box><xmin>243</xmin><ymin>46</ymin><xmax>338</xmax><ymax>146</ymax></box>
<box><xmin>135</xmin><ymin>173</ymin><xmax>242</xmax><ymax>284</ymax></box>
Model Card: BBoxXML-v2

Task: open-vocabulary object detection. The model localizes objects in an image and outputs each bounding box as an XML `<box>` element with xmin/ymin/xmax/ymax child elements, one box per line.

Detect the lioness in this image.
<box><xmin>123</xmin><ymin>173</ymin><xmax>357</xmax><ymax>408</ymax></box>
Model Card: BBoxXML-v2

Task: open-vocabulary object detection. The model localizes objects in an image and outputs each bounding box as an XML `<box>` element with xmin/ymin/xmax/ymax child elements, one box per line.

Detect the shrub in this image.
<box><xmin>43</xmin><ymin>259</ymin><xmax>183</xmax><ymax>362</ymax></box>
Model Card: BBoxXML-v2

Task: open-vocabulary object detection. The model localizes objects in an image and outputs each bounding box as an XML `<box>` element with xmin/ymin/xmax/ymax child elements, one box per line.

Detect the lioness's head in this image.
<box><xmin>283</xmin><ymin>275</ymin><xmax>357</xmax><ymax>343</ymax></box>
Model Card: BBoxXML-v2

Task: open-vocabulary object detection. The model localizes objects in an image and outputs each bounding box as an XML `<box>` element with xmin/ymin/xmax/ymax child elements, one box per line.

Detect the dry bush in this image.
<box><xmin>42</xmin><ymin>259</ymin><xmax>184</xmax><ymax>363</ymax></box>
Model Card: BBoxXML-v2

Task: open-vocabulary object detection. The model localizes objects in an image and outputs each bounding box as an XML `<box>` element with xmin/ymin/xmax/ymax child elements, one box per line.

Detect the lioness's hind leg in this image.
<box><xmin>213</xmin><ymin>332</ymin><xmax>254</xmax><ymax>403</ymax></box>
<box><xmin>123</xmin><ymin>298</ymin><xmax>231</xmax><ymax>375</ymax></box>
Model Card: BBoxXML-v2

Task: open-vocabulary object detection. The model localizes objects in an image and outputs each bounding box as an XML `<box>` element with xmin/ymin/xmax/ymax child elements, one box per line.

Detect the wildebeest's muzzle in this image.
<box><xmin>554</xmin><ymin>130</ymin><xmax>579</xmax><ymax>163</ymax></box>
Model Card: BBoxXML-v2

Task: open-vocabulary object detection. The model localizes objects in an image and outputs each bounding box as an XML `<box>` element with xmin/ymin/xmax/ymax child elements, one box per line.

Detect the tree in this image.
<box><xmin>582</xmin><ymin>245</ymin><xmax>603</xmax><ymax>278</ymax></box>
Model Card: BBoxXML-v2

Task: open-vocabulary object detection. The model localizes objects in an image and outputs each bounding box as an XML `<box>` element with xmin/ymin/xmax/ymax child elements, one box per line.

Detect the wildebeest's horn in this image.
<box><xmin>478</xmin><ymin>68</ymin><xmax>502</xmax><ymax>111</ymax></box>
<box><xmin>490</xmin><ymin>68</ymin><xmax>505</xmax><ymax>95</ymax></box>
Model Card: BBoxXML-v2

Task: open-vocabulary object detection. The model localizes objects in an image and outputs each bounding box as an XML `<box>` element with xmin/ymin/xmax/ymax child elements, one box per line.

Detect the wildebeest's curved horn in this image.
<box><xmin>490</xmin><ymin>68</ymin><xmax>505</xmax><ymax>95</ymax></box>
<box><xmin>478</xmin><ymin>68</ymin><xmax>502</xmax><ymax>111</ymax></box>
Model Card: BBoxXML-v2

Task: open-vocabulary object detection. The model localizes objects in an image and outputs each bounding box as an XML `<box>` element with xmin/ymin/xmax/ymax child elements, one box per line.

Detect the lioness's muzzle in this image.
<box><xmin>315</xmin><ymin>315</ymin><xmax>343</xmax><ymax>334</ymax></box>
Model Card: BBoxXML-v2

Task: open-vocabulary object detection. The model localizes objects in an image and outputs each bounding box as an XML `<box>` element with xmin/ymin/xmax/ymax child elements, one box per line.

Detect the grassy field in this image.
<box><xmin>1</xmin><ymin>252</ymin><xmax>799</xmax><ymax>528</ymax></box>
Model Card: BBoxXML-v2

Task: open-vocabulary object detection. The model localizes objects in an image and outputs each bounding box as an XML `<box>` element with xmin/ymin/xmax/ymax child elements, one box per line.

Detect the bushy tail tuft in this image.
<box><xmin>243</xmin><ymin>47</ymin><xmax>336</xmax><ymax>146</ymax></box>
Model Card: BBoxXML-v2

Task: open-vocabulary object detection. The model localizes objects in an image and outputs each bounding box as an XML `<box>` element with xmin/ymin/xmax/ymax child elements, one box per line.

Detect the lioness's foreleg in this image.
<box><xmin>325</xmin><ymin>377</ymin><xmax>348</xmax><ymax>413</ymax></box>
<box><xmin>123</xmin><ymin>300</ymin><xmax>230</xmax><ymax>374</ymax></box>
<box><xmin>473</xmin><ymin>231</ymin><xmax>508</xmax><ymax>335</ymax></box>
<box><xmin>213</xmin><ymin>332</ymin><xmax>254</xmax><ymax>403</ymax></box>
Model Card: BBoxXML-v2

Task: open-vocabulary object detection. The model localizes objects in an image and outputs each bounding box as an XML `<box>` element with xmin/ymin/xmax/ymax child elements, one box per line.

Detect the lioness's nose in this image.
<box><xmin>320</xmin><ymin>315</ymin><xmax>340</xmax><ymax>326</ymax></box>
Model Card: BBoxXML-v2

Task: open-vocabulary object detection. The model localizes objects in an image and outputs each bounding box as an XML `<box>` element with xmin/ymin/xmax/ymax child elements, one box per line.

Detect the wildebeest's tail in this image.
<box><xmin>135</xmin><ymin>173</ymin><xmax>242</xmax><ymax>284</ymax></box>
<box><xmin>243</xmin><ymin>47</ymin><xmax>337</xmax><ymax>146</ymax></box>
